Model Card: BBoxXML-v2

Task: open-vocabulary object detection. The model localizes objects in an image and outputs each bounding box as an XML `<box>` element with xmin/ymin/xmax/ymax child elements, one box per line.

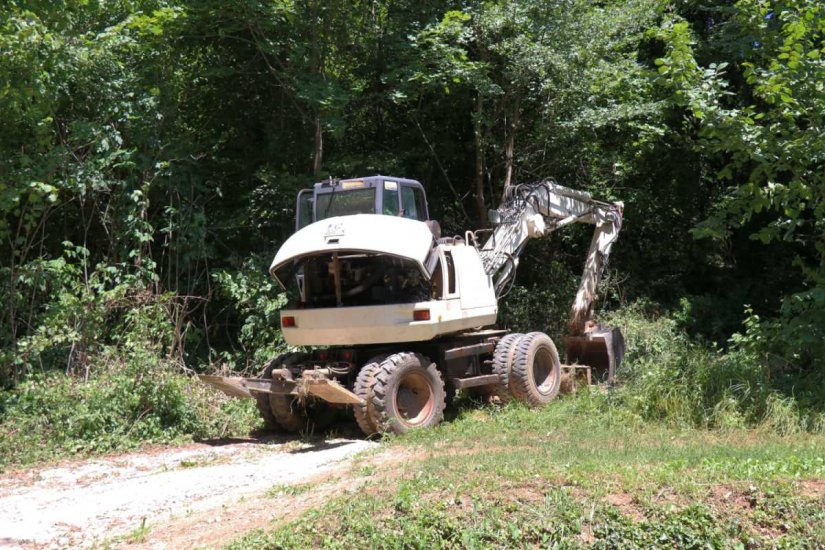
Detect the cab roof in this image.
<box><xmin>313</xmin><ymin>175</ymin><xmax>424</xmax><ymax>191</ymax></box>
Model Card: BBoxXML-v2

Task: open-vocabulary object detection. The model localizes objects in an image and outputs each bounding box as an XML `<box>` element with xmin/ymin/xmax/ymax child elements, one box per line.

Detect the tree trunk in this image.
<box><xmin>313</xmin><ymin>115</ymin><xmax>323</xmax><ymax>176</ymax></box>
<box><xmin>502</xmin><ymin>98</ymin><xmax>521</xmax><ymax>202</ymax></box>
<box><xmin>474</xmin><ymin>92</ymin><xmax>487</xmax><ymax>225</ymax></box>
<box><xmin>310</xmin><ymin>0</ymin><xmax>323</xmax><ymax>176</ymax></box>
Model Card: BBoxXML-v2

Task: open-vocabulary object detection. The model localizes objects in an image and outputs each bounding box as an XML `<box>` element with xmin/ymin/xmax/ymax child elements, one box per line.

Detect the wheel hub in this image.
<box><xmin>394</xmin><ymin>372</ymin><xmax>434</xmax><ymax>426</ymax></box>
<box><xmin>534</xmin><ymin>347</ymin><xmax>558</xmax><ymax>395</ymax></box>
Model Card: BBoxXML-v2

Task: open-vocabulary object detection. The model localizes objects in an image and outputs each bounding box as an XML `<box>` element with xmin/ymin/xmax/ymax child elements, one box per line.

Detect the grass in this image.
<box><xmin>601</xmin><ymin>302</ymin><xmax>825</xmax><ymax>434</ymax></box>
<box><xmin>266</xmin><ymin>482</ymin><xmax>315</xmax><ymax>498</ymax></box>
<box><xmin>93</xmin><ymin>517</ymin><xmax>151</xmax><ymax>549</ymax></box>
<box><xmin>125</xmin><ymin>518</ymin><xmax>150</xmax><ymax>544</ymax></box>
<box><xmin>226</xmin><ymin>393</ymin><xmax>825</xmax><ymax>549</ymax></box>
<box><xmin>177</xmin><ymin>454</ymin><xmax>232</xmax><ymax>470</ymax></box>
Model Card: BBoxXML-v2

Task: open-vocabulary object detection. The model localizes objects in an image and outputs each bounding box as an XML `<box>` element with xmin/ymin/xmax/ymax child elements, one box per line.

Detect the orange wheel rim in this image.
<box><xmin>394</xmin><ymin>372</ymin><xmax>434</xmax><ymax>426</ymax></box>
<box><xmin>534</xmin><ymin>347</ymin><xmax>557</xmax><ymax>395</ymax></box>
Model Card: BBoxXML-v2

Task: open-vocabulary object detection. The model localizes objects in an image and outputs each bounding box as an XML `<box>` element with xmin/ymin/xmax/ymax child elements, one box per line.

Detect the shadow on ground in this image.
<box><xmin>197</xmin><ymin>391</ymin><xmax>495</xmax><ymax>449</ymax></box>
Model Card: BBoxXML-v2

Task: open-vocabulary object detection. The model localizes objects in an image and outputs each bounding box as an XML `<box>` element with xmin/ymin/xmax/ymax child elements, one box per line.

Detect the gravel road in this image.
<box><xmin>0</xmin><ymin>436</ymin><xmax>376</xmax><ymax>549</ymax></box>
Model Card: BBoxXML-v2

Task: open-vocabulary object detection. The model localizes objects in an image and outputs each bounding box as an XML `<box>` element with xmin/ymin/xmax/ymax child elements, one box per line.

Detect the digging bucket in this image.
<box><xmin>564</xmin><ymin>326</ymin><xmax>625</xmax><ymax>384</ymax></box>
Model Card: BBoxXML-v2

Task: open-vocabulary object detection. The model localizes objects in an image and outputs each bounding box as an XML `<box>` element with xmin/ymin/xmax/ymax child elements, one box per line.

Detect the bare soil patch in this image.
<box><xmin>798</xmin><ymin>479</ymin><xmax>825</xmax><ymax>499</ymax></box>
<box><xmin>708</xmin><ymin>484</ymin><xmax>755</xmax><ymax>512</ymax></box>
<box><xmin>605</xmin><ymin>492</ymin><xmax>647</xmax><ymax>522</ymax></box>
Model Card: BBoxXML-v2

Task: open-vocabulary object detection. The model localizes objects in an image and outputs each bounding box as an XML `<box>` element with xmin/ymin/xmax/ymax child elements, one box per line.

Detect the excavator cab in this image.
<box><xmin>296</xmin><ymin>176</ymin><xmax>429</xmax><ymax>231</ymax></box>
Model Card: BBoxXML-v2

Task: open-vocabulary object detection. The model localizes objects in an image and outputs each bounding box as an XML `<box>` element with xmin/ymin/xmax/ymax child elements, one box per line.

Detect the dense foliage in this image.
<box><xmin>1</xmin><ymin>0</ymin><xmax>823</xmax><ymax>458</ymax></box>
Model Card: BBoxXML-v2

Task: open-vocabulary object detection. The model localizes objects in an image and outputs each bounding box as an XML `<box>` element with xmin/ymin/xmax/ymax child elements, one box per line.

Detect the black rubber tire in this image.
<box><xmin>490</xmin><ymin>333</ymin><xmax>523</xmax><ymax>403</ymax></box>
<box><xmin>510</xmin><ymin>332</ymin><xmax>561</xmax><ymax>406</ymax></box>
<box><xmin>255</xmin><ymin>353</ymin><xmax>295</xmax><ymax>432</ymax></box>
<box><xmin>255</xmin><ymin>395</ymin><xmax>280</xmax><ymax>431</ymax></box>
<box><xmin>353</xmin><ymin>355</ymin><xmax>388</xmax><ymax>436</ymax></box>
<box><xmin>444</xmin><ymin>381</ymin><xmax>457</xmax><ymax>407</ymax></box>
<box><xmin>269</xmin><ymin>394</ymin><xmax>337</xmax><ymax>434</ymax></box>
<box><xmin>371</xmin><ymin>352</ymin><xmax>446</xmax><ymax>434</ymax></box>
<box><xmin>256</xmin><ymin>352</ymin><xmax>335</xmax><ymax>434</ymax></box>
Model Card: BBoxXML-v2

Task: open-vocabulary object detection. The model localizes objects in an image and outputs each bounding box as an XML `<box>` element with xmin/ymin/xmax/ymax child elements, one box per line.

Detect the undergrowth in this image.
<box><xmin>0</xmin><ymin>350</ymin><xmax>257</xmax><ymax>469</ymax></box>
<box><xmin>0</xmin><ymin>262</ymin><xmax>265</xmax><ymax>469</ymax></box>
<box><xmin>602</xmin><ymin>301</ymin><xmax>825</xmax><ymax>434</ymax></box>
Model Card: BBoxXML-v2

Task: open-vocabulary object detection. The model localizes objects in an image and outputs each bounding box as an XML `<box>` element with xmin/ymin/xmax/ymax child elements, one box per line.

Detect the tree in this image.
<box><xmin>654</xmin><ymin>0</ymin><xmax>825</xmax><ymax>362</ymax></box>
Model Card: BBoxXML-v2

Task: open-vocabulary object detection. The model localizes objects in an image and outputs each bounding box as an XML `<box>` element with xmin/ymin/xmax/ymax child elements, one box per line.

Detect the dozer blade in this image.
<box><xmin>304</xmin><ymin>378</ymin><xmax>364</xmax><ymax>405</ymax></box>
<box><xmin>198</xmin><ymin>373</ymin><xmax>363</xmax><ymax>405</ymax></box>
<box><xmin>198</xmin><ymin>375</ymin><xmax>298</xmax><ymax>399</ymax></box>
<box><xmin>198</xmin><ymin>375</ymin><xmax>255</xmax><ymax>399</ymax></box>
<box><xmin>564</xmin><ymin>327</ymin><xmax>625</xmax><ymax>384</ymax></box>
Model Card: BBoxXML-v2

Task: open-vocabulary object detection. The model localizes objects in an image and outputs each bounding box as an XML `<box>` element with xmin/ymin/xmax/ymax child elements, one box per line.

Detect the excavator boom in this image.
<box><xmin>478</xmin><ymin>180</ymin><xmax>625</xmax><ymax>381</ymax></box>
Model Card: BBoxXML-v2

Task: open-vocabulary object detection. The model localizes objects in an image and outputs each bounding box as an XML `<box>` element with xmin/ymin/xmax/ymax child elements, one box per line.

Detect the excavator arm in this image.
<box><xmin>477</xmin><ymin>179</ymin><xmax>625</xmax><ymax>381</ymax></box>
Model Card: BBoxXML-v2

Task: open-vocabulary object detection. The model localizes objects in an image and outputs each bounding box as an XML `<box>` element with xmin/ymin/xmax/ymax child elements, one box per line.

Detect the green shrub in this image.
<box><xmin>213</xmin><ymin>257</ymin><xmax>288</xmax><ymax>372</ymax></box>
<box><xmin>0</xmin><ymin>250</ymin><xmax>264</xmax><ymax>469</ymax></box>
<box><xmin>2</xmin><ymin>249</ymin><xmax>190</xmax><ymax>387</ymax></box>
<box><xmin>0</xmin><ymin>350</ymin><xmax>257</xmax><ymax>469</ymax></box>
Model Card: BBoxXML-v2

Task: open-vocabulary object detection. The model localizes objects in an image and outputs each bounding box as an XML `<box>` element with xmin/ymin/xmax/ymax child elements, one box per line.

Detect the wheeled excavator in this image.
<box><xmin>201</xmin><ymin>176</ymin><xmax>625</xmax><ymax>435</ymax></box>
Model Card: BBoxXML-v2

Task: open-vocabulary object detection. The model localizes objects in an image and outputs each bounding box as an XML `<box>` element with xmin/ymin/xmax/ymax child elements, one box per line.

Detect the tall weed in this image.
<box><xmin>3</xmin><ymin>253</ymin><xmax>190</xmax><ymax>385</ymax></box>
<box><xmin>602</xmin><ymin>302</ymin><xmax>823</xmax><ymax>433</ymax></box>
<box><xmin>212</xmin><ymin>257</ymin><xmax>288</xmax><ymax>372</ymax></box>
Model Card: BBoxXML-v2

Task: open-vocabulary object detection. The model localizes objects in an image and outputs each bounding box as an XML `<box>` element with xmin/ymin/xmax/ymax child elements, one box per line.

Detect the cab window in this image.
<box><xmin>401</xmin><ymin>185</ymin><xmax>426</xmax><ymax>220</ymax></box>
<box><xmin>383</xmin><ymin>180</ymin><xmax>400</xmax><ymax>215</ymax></box>
<box><xmin>296</xmin><ymin>189</ymin><xmax>314</xmax><ymax>230</ymax></box>
<box><xmin>316</xmin><ymin>188</ymin><xmax>376</xmax><ymax>220</ymax></box>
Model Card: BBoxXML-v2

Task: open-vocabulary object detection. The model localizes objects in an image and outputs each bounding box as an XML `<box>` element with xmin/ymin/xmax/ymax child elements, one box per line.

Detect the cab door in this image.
<box><xmin>400</xmin><ymin>184</ymin><xmax>429</xmax><ymax>221</ymax></box>
<box><xmin>295</xmin><ymin>189</ymin><xmax>314</xmax><ymax>231</ymax></box>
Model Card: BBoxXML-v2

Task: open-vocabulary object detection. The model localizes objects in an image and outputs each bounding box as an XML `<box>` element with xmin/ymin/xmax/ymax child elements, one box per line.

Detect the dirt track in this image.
<box><xmin>0</xmin><ymin>435</ymin><xmax>377</xmax><ymax>549</ymax></box>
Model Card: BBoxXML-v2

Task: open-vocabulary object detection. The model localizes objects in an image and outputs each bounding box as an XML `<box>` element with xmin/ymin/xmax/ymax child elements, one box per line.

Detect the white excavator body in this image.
<box><xmin>270</xmin><ymin>213</ymin><xmax>497</xmax><ymax>345</ymax></box>
<box><xmin>201</xmin><ymin>175</ymin><xmax>626</xmax><ymax>436</ymax></box>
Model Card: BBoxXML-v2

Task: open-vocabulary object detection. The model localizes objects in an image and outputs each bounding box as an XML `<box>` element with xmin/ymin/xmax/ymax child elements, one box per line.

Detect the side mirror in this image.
<box><xmin>488</xmin><ymin>209</ymin><xmax>502</xmax><ymax>225</ymax></box>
